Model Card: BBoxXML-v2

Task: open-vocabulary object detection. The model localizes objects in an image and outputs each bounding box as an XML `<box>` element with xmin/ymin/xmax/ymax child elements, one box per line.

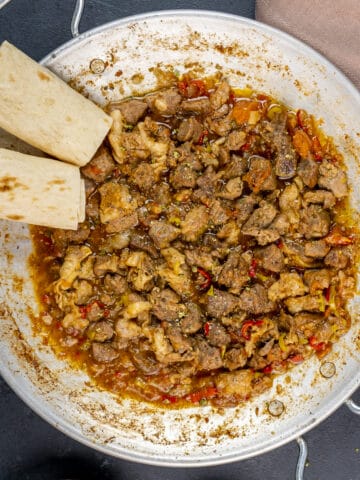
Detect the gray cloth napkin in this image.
<box><xmin>256</xmin><ymin>0</ymin><xmax>360</xmax><ymax>89</ymax></box>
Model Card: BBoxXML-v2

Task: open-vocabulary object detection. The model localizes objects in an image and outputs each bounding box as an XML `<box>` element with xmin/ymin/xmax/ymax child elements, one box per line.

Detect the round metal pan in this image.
<box><xmin>0</xmin><ymin>10</ymin><xmax>359</xmax><ymax>468</ymax></box>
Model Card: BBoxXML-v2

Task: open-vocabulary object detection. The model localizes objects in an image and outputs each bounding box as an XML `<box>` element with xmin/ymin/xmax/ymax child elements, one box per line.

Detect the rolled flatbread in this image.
<box><xmin>0</xmin><ymin>148</ymin><xmax>85</xmax><ymax>230</ymax></box>
<box><xmin>0</xmin><ymin>41</ymin><xmax>112</xmax><ymax>167</ymax></box>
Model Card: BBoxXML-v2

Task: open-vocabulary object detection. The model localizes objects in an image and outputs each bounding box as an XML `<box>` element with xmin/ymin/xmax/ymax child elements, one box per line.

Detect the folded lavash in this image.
<box><xmin>0</xmin><ymin>41</ymin><xmax>112</xmax><ymax>167</ymax></box>
<box><xmin>0</xmin><ymin>148</ymin><xmax>85</xmax><ymax>230</ymax></box>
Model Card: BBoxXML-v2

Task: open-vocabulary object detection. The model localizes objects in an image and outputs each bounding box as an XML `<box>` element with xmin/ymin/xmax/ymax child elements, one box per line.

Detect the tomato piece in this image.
<box><xmin>232</xmin><ymin>100</ymin><xmax>260</xmax><ymax>125</ymax></box>
<box><xmin>288</xmin><ymin>354</ymin><xmax>304</xmax><ymax>364</ymax></box>
<box><xmin>188</xmin><ymin>386</ymin><xmax>218</xmax><ymax>403</ymax></box>
<box><xmin>248</xmin><ymin>258</ymin><xmax>258</xmax><ymax>278</ymax></box>
<box><xmin>292</xmin><ymin>129</ymin><xmax>312</xmax><ymax>158</ymax></box>
<box><xmin>262</xmin><ymin>364</ymin><xmax>273</xmax><ymax>374</ymax></box>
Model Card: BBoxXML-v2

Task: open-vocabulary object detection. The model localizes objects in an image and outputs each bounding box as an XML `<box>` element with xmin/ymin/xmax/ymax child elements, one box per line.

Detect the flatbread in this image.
<box><xmin>0</xmin><ymin>41</ymin><xmax>112</xmax><ymax>166</ymax></box>
<box><xmin>0</xmin><ymin>148</ymin><xmax>85</xmax><ymax>230</ymax></box>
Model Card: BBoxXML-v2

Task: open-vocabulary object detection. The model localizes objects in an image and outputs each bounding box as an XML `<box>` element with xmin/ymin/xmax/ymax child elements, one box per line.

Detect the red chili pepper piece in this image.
<box><xmin>262</xmin><ymin>364</ymin><xmax>273</xmax><ymax>374</ymax></box>
<box><xmin>324</xmin><ymin>287</ymin><xmax>331</xmax><ymax>302</ymax></box>
<box><xmin>248</xmin><ymin>258</ymin><xmax>258</xmax><ymax>278</ymax></box>
<box><xmin>197</xmin><ymin>267</ymin><xmax>212</xmax><ymax>291</ymax></box>
<box><xmin>241</xmin><ymin>319</ymin><xmax>264</xmax><ymax>341</ymax></box>
<box><xmin>309</xmin><ymin>336</ymin><xmax>327</xmax><ymax>352</ymax></box>
<box><xmin>275</xmin><ymin>238</ymin><xmax>284</xmax><ymax>249</ymax></box>
<box><xmin>204</xmin><ymin>321</ymin><xmax>211</xmax><ymax>336</ymax></box>
<box><xmin>197</xmin><ymin>129</ymin><xmax>209</xmax><ymax>145</ymax></box>
<box><xmin>188</xmin><ymin>386</ymin><xmax>218</xmax><ymax>404</ymax></box>
<box><xmin>288</xmin><ymin>354</ymin><xmax>304</xmax><ymax>364</ymax></box>
<box><xmin>161</xmin><ymin>394</ymin><xmax>179</xmax><ymax>404</ymax></box>
<box><xmin>312</xmin><ymin>135</ymin><xmax>323</xmax><ymax>162</ymax></box>
<box><xmin>325</xmin><ymin>227</ymin><xmax>354</xmax><ymax>246</ymax></box>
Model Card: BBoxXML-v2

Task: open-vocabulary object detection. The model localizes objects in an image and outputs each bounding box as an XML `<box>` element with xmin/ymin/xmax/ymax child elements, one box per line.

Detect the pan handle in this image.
<box><xmin>71</xmin><ymin>0</ymin><xmax>85</xmax><ymax>37</ymax></box>
<box><xmin>346</xmin><ymin>398</ymin><xmax>360</xmax><ymax>415</ymax></box>
<box><xmin>295</xmin><ymin>437</ymin><xmax>308</xmax><ymax>480</ymax></box>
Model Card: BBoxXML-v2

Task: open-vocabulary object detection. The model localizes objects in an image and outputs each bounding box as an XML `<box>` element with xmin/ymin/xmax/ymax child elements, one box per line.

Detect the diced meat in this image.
<box><xmin>180</xmin><ymin>302</ymin><xmax>203</xmax><ymax>334</ymax></box>
<box><xmin>269</xmin><ymin>214</ymin><xmax>290</xmax><ymax>235</ymax></box>
<box><xmin>297</xmin><ymin>158</ymin><xmax>319</xmax><ymax>188</ymax></box>
<box><xmin>209</xmin><ymin>81</ymin><xmax>230</xmax><ymax>110</ymax></box>
<box><xmin>163</xmin><ymin>322</ymin><xmax>192</xmax><ymax>353</ymax></box>
<box><xmin>304</xmin><ymin>240</ymin><xmax>331</xmax><ymax>258</ymax></box>
<box><xmin>300</xmin><ymin>205</ymin><xmax>330</xmax><ymax>239</ymax></box>
<box><xmin>324</xmin><ymin>247</ymin><xmax>350</xmax><ymax>269</ymax></box>
<box><xmin>242</xmin><ymin>201</ymin><xmax>279</xmax><ymax>244</ymax></box>
<box><xmin>185</xmin><ymin>247</ymin><xmax>218</xmax><ymax>272</ymax></box>
<box><xmin>214</xmin><ymin>370</ymin><xmax>253</xmax><ymax>398</ymax></box>
<box><xmin>91</xmin><ymin>342</ymin><xmax>119</xmax><ymax>363</ymax></box>
<box><xmin>204</xmin><ymin>288</ymin><xmax>239</xmax><ymax>319</ymax></box>
<box><xmin>206</xmin><ymin>112</ymin><xmax>232</xmax><ymax>136</ymax></box>
<box><xmin>115</xmin><ymin>317</ymin><xmax>142</xmax><ymax>339</ymax></box>
<box><xmin>170</xmin><ymin>163</ymin><xmax>197</xmax><ymax>189</ymax></box>
<box><xmin>223</xmin><ymin>347</ymin><xmax>247</xmax><ymax>371</ymax></box>
<box><xmin>147</xmin><ymin>88</ymin><xmax>182</xmax><ymax>116</ymax></box>
<box><xmin>149</xmin><ymin>220</ymin><xmax>180</xmax><ymax>249</ymax></box>
<box><xmin>236</xmin><ymin>195</ymin><xmax>258</xmax><ymax>225</ymax></box>
<box><xmin>81</xmin><ymin>146</ymin><xmax>115</xmax><ymax>183</ymax></box>
<box><xmin>292</xmin><ymin>312</ymin><xmax>323</xmax><ymax>335</ymax></box>
<box><xmin>217</xmin><ymin>177</ymin><xmax>243</xmax><ymax>200</ymax></box>
<box><xmin>196</xmin><ymin>167</ymin><xmax>218</xmax><ymax>195</ymax></box>
<box><xmin>206</xmin><ymin>321</ymin><xmax>231</xmax><ymax>347</ymax></box>
<box><xmin>73</xmin><ymin>279</ymin><xmax>93</xmax><ymax>305</ymax></box>
<box><xmin>181</xmin><ymin>98</ymin><xmax>211</xmax><ymax>115</ymax></box>
<box><xmin>303</xmin><ymin>190</ymin><xmax>336</xmax><ymax>209</ymax></box>
<box><xmin>194</xmin><ymin>338</ymin><xmax>223</xmax><ymax>370</ymax></box>
<box><xmin>177</xmin><ymin>117</ymin><xmax>203</xmax><ymax>143</ymax></box>
<box><xmin>157</xmin><ymin>264</ymin><xmax>193</xmax><ymax>298</ymax></box>
<box><xmin>279</xmin><ymin>184</ymin><xmax>301</xmax><ymax>225</ymax></box>
<box><xmin>304</xmin><ymin>269</ymin><xmax>331</xmax><ymax>294</ymax></box>
<box><xmin>104</xmin><ymin>231</ymin><xmax>130</xmax><ymax>251</ymax></box>
<box><xmin>209</xmin><ymin>199</ymin><xmax>230</xmax><ymax>226</ymax></box>
<box><xmin>111</xmin><ymin>98</ymin><xmax>148</xmax><ymax>124</ymax></box>
<box><xmin>144</xmin><ymin>325</ymin><xmax>194</xmax><ymax>363</ymax></box>
<box><xmin>94</xmin><ymin>255</ymin><xmax>120</xmax><ymax>277</ymax></box>
<box><xmin>104</xmin><ymin>274</ymin><xmax>128</xmax><ymax>295</ymax></box>
<box><xmin>318</xmin><ymin>160</ymin><xmax>348</xmax><ymax>199</ymax></box>
<box><xmin>217</xmin><ymin>251</ymin><xmax>249</xmax><ymax>293</ymax></box>
<box><xmin>181</xmin><ymin>205</ymin><xmax>209</xmax><ymax>242</ymax></box>
<box><xmin>268</xmin><ymin>272</ymin><xmax>308</xmax><ymax>302</ymax></box>
<box><xmin>56</xmin><ymin>245</ymin><xmax>92</xmax><ymax>290</ymax></box>
<box><xmin>238</xmin><ymin>283</ymin><xmax>276</xmax><ymax>315</ymax></box>
<box><xmin>285</xmin><ymin>295</ymin><xmax>321</xmax><ymax>314</ymax></box>
<box><xmin>227</xmin><ymin>130</ymin><xmax>247</xmax><ymax>150</ymax></box>
<box><xmin>132</xmin><ymin>163</ymin><xmax>157</xmax><ymax>192</ymax></box>
<box><xmin>254</xmin><ymin>244</ymin><xmax>284</xmax><ymax>272</ymax></box>
<box><xmin>99</xmin><ymin>182</ymin><xmax>137</xmax><ymax>224</ymax></box>
<box><xmin>222</xmin><ymin>156</ymin><xmax>248</xmax><ymax>179</ymax></box>
<box><xmin>129</xmin><ymin>231</ymin><xmax>158</xmax><ymax>258</ymax></box>
<box><xmin>87</xmin><ymin>321</ymin><xmax>114</xmax><ymax>342</ymax></box>
<box><xmin>217</xmin><ymin>221</ymin><xmax>241</xmax><ymax>245</ymax></box>
<box><xmin>105</xmin><ymin>212</ymin><xmax>139</xmax><ymax>234</ymax></box>
<box><xmin>151</xmin><ymin>288</ymin><xmax>185</xmax><ymax>322</ymax></box>
<box><xmin>282</xmin><ymin>239</ymin><xmax>320</xmax><ymax>268</ymax></box>
<box><xmin>243</xmin><ymin>156</ymin><xmax>277</xmax><ymax>192</ymax></box>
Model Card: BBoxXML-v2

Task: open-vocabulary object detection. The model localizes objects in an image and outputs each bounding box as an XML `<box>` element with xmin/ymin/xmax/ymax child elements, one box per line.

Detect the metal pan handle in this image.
<box><xmin>346</xmin><ymin>398</ymin><xmax>360</xmax><ymax>415</ymax></box>
<box><xmin>71</xmin><ymin>0</ymin><xmax>85</xmax><ymax>37</ymax></box>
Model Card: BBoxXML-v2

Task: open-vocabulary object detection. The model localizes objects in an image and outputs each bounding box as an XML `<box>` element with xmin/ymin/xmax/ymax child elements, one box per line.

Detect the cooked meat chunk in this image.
<box><xmin>324</xmin><ymin>247</ymin><xmax>350</xmax><ymax>269</ymax></box>
<box><xmin>238</xmin><ymin>283</ymin><xmax>276</xmax><ymax>315</ymax></box>
<box><xmin>300</xmin><ymin>205</ymin><xmax>330</xmax><ymax>239</ymax></box>
<box><xmin>87</xmin><ymin>321</ymin><xmax>114</xmax><ymax>342</ymax></box>
<box><xmin>210</xmin><ymin>81</ymin><xmax>230</xmax><ymax>109</ymax></box>
<box><xmin>196</xmin><ymin>167</ymin><xmax>218</xmax><ymax>195</ymax></box>
<box><xmin>223</xmin><ymin>347</ymin><xmax>247</xmax><ymax>371</ymax></box>
<box><xmin>94</xmin><ymin>255</ymin><xmax>119</xmax><ymax>277</ymax></box>
<box><xmin>285</xmin><ymin>295</ymin><xmax>321</xmax><ymax>314</ymax></box>
<box><xmin>132</xmin><ymin>163</ymin><xmax>157</xmax><ymax>192</ymax></box>
<box><xmin>181</xmin><ymin>98</ymin><xmax>211</xmax><ymax>115</ymax></box>
<box><xmin>209</xmin><ymin>199</ymin><xmax>230</xmax><ymax>226</ymax></box>
<box><xmin>92</xmin><ymin>342</ymin><xmax>119</xmax><ymax>363</ymax></box>
<box><xmin>304</xmin><ymin>240</ymin><xmax>331</xmax><ymax>258</ymax></box>
<box><xmin>222</xmin><ymin>156</ymin><xmax>248</xmax><ymax>179</ymax></box>
<box><xmin>215</xmin><ymin>370</ymin><xmax>253</xmax><ymax>398</ymax></box>
<box><xmin>243</xmin><ymin>156</ymin><xmax>277</xmax><ymax>192</ymax></box>
<box><xmin>279</xmin><ymin>183</ymin><xmax>301</xmax><ymax>225</ymax></box>
<box><xmin>297</xmin><ymin>158</ymin><xmax>319</xmax><ymax>188</ymax></box>
<box><xmin>303</xmin><ymin>190</ymin><xmax>336</xmax><ymax>209</ymax></box>
<box><xmin>318</xmin><ymin>160</ymin><xmax>348</xmax><ymax>199</ymax></box>
<box><xmin>304</xmin><ymin>269</ymin><xmax>331</xmax><ymax>294</ymax></box>
<box><xmin>111</xmin><ymin>98</ymin><xmax>148</xmax><ymax>124</ymax></box>
<box><xmin>268</xmin><ymin>272</ymin><xmax>308</xmax><ymax>302</ymax></box>
<box><xmin>217</xmin><ymin>177</ymin><xmax>243</xmax><ymax>200</ymax></box>
<box><xmin>177</xmin><ymin>117</ymin><xmax>203</xmax><ymax>142</ymax></box>
<box><xmin>151</xmin><ymin>288</ymin><xmax>185</xmax><ymax>322</ymax></box>
<box><xmin>194</xmin><ymin>338</ymin><xmax>223</xmax><ymax>370</ymax></box>
<box><xmin>227</xmin><ymin>130</ymin><xmax>247</xmax><ymax>150</ymax></box>
<box><xmin>147</xmin><ymin>88</ymin><xmax>182</xmax><ymax>115</ymax></box>
<box><xmin>242</xmin><ymin>201</ymin><xmax>279</xmax><ymax>244</ymax></box>
<box><xmin>149</xmin><ymin>220</ymin><xmax>180</xmax><ymax>249</ymax></box>
<box><xmin>52</xmin><ymin>224</ymin><xmax>90</xmax><ymax>250</ymax></box>
<box><xmin>74</xmin><ymin>279</ymin><xmax>93</xmax><ymax>305</ymax></box>
<box><xmin>104</xmin><ymin>274</ymin><xmax>128</xmax><ymax>295</ymax></box>
<box><xmin>254</xmin><ymin>244</ymin><xmax>284</xmax><ymax>273</ymax></box>
<box><xmin>170</xmin><ymin>163</ymin><xmax>197</xmax><ymax>189</ymax></box>
<box><xmin>217</xmin><ymin>251</ymin><xmax>249</xmax><ymax>293</ymax></box>
<box><xmin>217</xmin><ymin>221</ymin><xmax>241</xmax><ymax>245</ymax></box>
<box><xmin>236</xmin><ymin>195</ymin><xmax>258</xmax><ymax>225</ymax></box>
<box><xmin>163</xmin><ymin>322</ymin><xmax>192</xmax><ymax>353</ymax></box>
<box><xmin>204</xmin><ymin>289</ymin><xmax>239</xmax><ymax>319</ymax></box>
<box><xmin>206</xmin><ymin>321</ymin><xmax>231</xmax><ymax>347</ymax></box>
<box><xmin>81</xmin><ymin>146</ymin><xmax>115</xmax><ymax>183</ymax></box>
<box><xmin>180</xmin><ymin>302</ymin><xmax>203</xmax><ymax>334</ymax></box>
<box><xmin>181</xmin><ymin>206</ymin><xmax>209</xmax><ymax>242</ymax></box>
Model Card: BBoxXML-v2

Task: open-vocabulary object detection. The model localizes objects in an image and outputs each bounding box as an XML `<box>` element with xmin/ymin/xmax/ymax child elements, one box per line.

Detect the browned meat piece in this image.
<box><xmin>222</xmin><ymin>155</ymin><xmax>247</xmax><ymax>179</ymax></box>
<box><xmin>181</xmin><ymin>98</ymin><xmax>211</xmax><ymax>115</ymax></box>
<box><xmin>270</xmin><ymin>214</ymin><xmax>290</xmax><ymax>236</ymax></box>
<box><xmin>163</xmin><ymin>322</ymin><xmax>192</xmax><ymax>353</ymax></box>
<box><xmin>180</xmin><ymin>302</ymin><xmax>203</xmax><ymax>334</ymax></box>
<box><xmin>144</xmin><ymin>325</ymin><xmax>194</xmax><ymax>363</ymax></box>
<box><xmin>84</xmin><ymin>178</ymin><xmax>96</xmax><ymax>198</ymax></box>
<box><xmin>91</xmin><ymin>342</ymin><xmax>119</xmax><ymax>363</ymax></box>
<box><xmin>94</xmin><ymin>255</ymin><xmax>120</xmax><ymax>277</ymax></box>
<box><xmin>279</xmin><ymin>183</ymin><xmax>301</xmax><ymax>226</ymax></box>
<box><xmin>185</xmin><ymin>247</ymin><xmax>218</xmax><ymax>272</ymax></box>
<box><xmin>217</xmin><ymin>251</ymin><xmax>249</xmax><ymax>293</ymax></box>
<box><xmin>87</xmin><ymin>320</ymin><xmax>114</xmax><ymax>342</ymax></box>
<box><xmin>268</xmin><ymin>272</ymin><xmax>308</xmax><ymax>302</ymax></box>
<box><xmin>238</xmin><ymin>283</ymin><xmax>276</xmax><ymax>315</ymax></box>
<box><xmin>120</xmin><ymin>130</ymin><xmax>151</xmax><ymax>160</ymax></box>
<box><xmin>132</xmin><ymin>163</ymin><xmax>157</xmax><ymax>192</ymax></box>
<box><xmin>217</xmin><ymin>177</ymin><xmax>243</xmax><ymax>200</ymax></box>
<box><xmin>206</xmin><ymin>112</ymin><xmax>233</xmax><ymax>136</ymax></box>
<box><xmin>223</xmin><ymin>347</ymin><xmax>247</xmax><ymax>371</ymax></box>
<box><xmin>151</xmin><ymin>182</ymin><xmax>172</xmax><ymax>206</ymax></box>
<box><xmin>217</xmin><ymin>221</ymin><xmax>241</xmax><ymax>245</ymax></box>
<box><xmin>292</xmin><ymin>312</ymin><xmax>323</xmax><ymax>335</ymax></box>
<box><xmin>209</xmin><ymin>81</ymin><xmax>230</xmax><ymax>110</ymax></box>
<box><xmin>227</xmin><ymin>130</ymin><xmax>247</xmax><ymax>150</ymax></box>
<box><xmin>285</xmin><ymin>295</ymin><xmax>321</xmax><ymax>314</ymax></box>
<box><xmin>318</xmin><ymin>160</ymin><xmax>348</xmax><ymax>199</ymax></box>
<box><xmin>214</xmin><ymin>370</ymin><xmax>253</xmax><ymax>398</ymax></box>
<box><xmin>304</xmin><ymin>240</ymin><xmax>331</xmax><ymax>258</ymax></box>
<box><xmin>194</xmin><ymin>337</ymin><xmax>223</xmax><ymax>370</ymax></box>
<box><xmin>206</xmin><ymin>321</ymin><xmax>231</xmax><ymax>347</ymax></box>
<box><xmin>170</xmin><ymin>163</ymin><xmax>197</xmax><ymax>189</ymax></box>
<box><xmin>254</xmin><ymin>244</ymin><xmax>284</xmax><ymax>272</ymax></box>
<box><xmin>147</xmin><ymin>88</ymin><xmax>182</xmax><ymax>116</ymax></box>
<box><xmin>282</xmin><ymin>240</ymin><xmax>320</xmax><ymax>268</ymax></box>
<box><xmin>324</xmin><ymin>247</ymin><xmax>350</xmax><ymax>269</ymax></box>
<box><xmin>149</xmin><ymin>220</ymin><xmax>180</xmax><ymax>249</ymax></box>
<box><xmin>129</xmin><ymin>341</ymin><xmax>161</xmax><ymax>375</ymax></box>
<box><xmin>177</xmin><ymin>117</ymin><xmax>203</xmax><ymax>142</ymax></box>
<box><xmin>151</xmin><ymin>288</ymin><xmax>185</xmax><ymax>322</ymax></box>
<box><xmin>209</xmin><ymin>199</ymin><xmax>230</xmax><ymax>226</ymax></box>
<box><xmin>105</xmin><ymin>212</ymin><xmax>139</xmax><ymax>234</ymax></box>
<box><xmin>196</xmin><ymin>167</ymin><xmax>218</xmax><ymax>195</ymax></box>
<box><xmin>104</xmin><ymin>274</ymin><xmax>128</xmax><ymax>295</ymax></box>
<box><xmin>243</xmin><ymin>156</ymin><xmax>277</xmax><ymax>192</ymax></box>
<box><xmin>81</xmin><ymin>146</ymin><xmax>115</xmax><ymax>183</ymax></box>
<box><xmin>110</xmin><ymin>98</ymin><xmax>148</xmax><ymax>124</ymax></box>
<box><xmin>242</xmin><ymin>201</ymin><xmax>278</xmax><ymax>232</ymax></box>
<box><xmin>181</xmin><ymin>205</ymin><xmax>209</xmax><ymax>242</ymax></box>
<box><xmin>300</xmin><ymin>205</ymin><xmax>330</xmax><ymax>239</ymax></box>
<box><xmin>52</xmin><ymin>224</ymin><xmax>90</xmax><ymax>255</ymax></box>
<box><xmin>204</xmin><ymin>288</ymin><xmax>239</xmax><ymax>319</ymax></box>
<box><xmin>85</xmin><ymin>193</ymin><xmax>100</xmax><ymax>220</ymax></box>
<box><xmin>129</xmin><ymin>231</ymin><xmax>158</xmax><ymax>258</ymax></box>
<box><xmin>73</xmin><ymin>279</ymin><xmax>93</xmax><ymax>305</ymax></box>
<box><xmin>272</xmin><ymin>114</ymin><xmax>298</xmax><ymax>179</ymax></box>
<box><xmin>303</xmin><ymin>190</ymin><xmax>336</xmax><ymax>209</ymax></box>
<box><xmin>297</xmin><ymin>158</ymin><xmax>319</xmax><ymax>188</ymax></box>
<box><xmin>236</xmin><ymin>195</ymin><xmax>258</xmax><ymax>225</ymax></box>
<box><xmin>304</xmin><ymin>269</ymin><xmax>331</xmax><ymax>294</ymax></box>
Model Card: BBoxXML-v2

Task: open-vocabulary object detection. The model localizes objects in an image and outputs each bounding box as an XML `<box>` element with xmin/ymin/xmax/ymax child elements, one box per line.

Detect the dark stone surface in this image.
<box><xmin>0</xmin><ymin>1</ymin><xmax>359</xmax><ymax>479</ymax></box>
